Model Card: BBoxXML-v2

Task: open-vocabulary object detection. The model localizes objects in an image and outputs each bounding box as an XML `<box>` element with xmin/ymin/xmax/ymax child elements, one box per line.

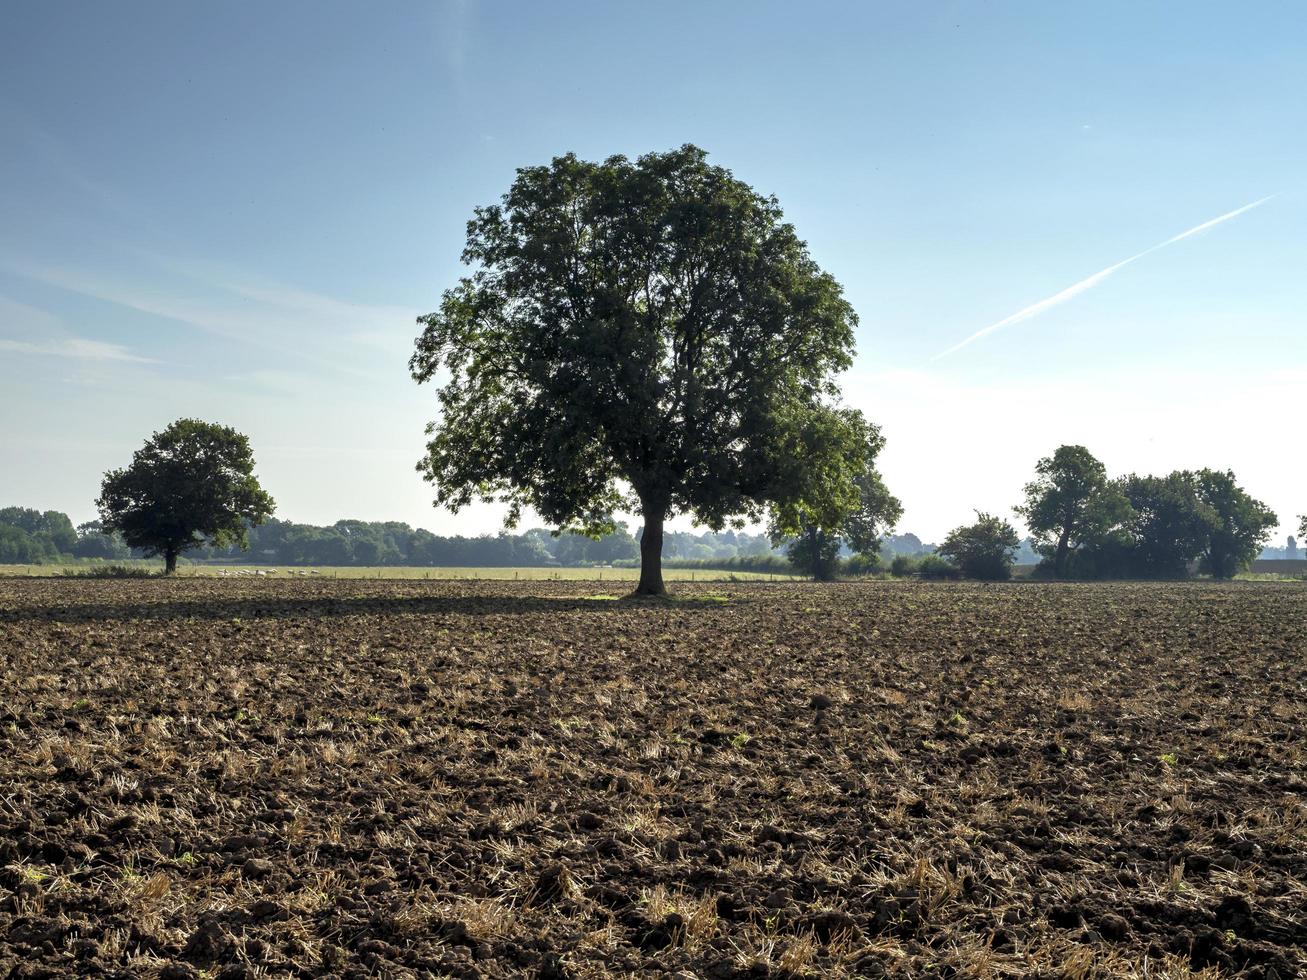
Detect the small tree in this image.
<box><xmin>97</xmin><ymin>419</ymin><xmax>275</xmax><ymax>573</ymax></box>
<box><xmin>1194</xmin><ymin>469</ymin><xmax>1277</xmax><ymax>579</ymax></box>
<box><xmin>72</xmin><ymin>521</ymin><xmax>131</xmax><ymax>560</ymax></box>
<box><xmin>939</xmin><ymin>512</ymin><xmax>1020</xmax><ymax>581</ymax></box>
<box><xmin>772</xmin><ymin>423</ymin><xmax>902</xmax><ymax>581</ymax></box>
<box><xmin>1016</xmin><ymin>445</ymin><xmax>1132</xmax><ymax>577</ymax></box>
<box><xmin>411</xmin><ymin>145</ymin><xmax>869</xmax><ymax>595</ymax></box>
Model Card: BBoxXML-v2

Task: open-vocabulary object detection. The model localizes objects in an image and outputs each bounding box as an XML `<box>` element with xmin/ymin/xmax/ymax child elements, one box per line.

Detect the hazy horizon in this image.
<box><xmin>2</xmin><ymin>2</ymin><xmax>1303</xmax><ymax>542</ymax></box>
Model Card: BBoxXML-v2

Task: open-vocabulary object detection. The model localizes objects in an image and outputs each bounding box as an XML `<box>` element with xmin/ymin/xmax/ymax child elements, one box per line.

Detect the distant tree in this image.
<box><xmin>1115</xmin><ymin>472</ymin><xmax>1215</xmax><ymax>579</ymax></box>
<box><xmin>1291</xmin><ymin>534</ymin><xmax>1301</xmax><ymax>560</ymax></box>
<box><xmin>0</xmin><ymin>524</ymin><xmax>55</xmax><ymax>563</ymax></box>
<box><xmin>0</xmin><ymin>507</ymin><xmax>77</xmax><ymax>555</ymax></box>
<box><xmin>1192</xmin><ymin>469</ymin><xmax>1277</xmax><ymax>579</ymax></box>
<box><xmin>879</xmin><ymin>532</ymin><xmax>929</xmax><ymax>558</ymax></box>
<box><xmin>411</xmin><ymin>145</ymin><xmax>867</xmax><ymax>595</ymax></box>
<box><xmin>772</xmin><ymin>424</ymin><xmax>902</xmax><ymax>581</ymax></box>
<box><xmin>1016</xmin><ymin>446</ymin><xmax>1132</xmax><ymax>577</ymax></box>
<box><xmin>97</xmin><ymin>419</ymin><xmax>275</xmax><ymax>573</ymax></box>
<box><xmin>581</xmin><ymin>523</ymin><xmax>639</xmax><ymax>564</ymax></box>
<box><xmin>0</xmin><ymin>507</ymin><xmax>40</xmax><ymax>534</ymax></box>
<box><xmin>939</xmin><ymin>512</ymin><xmax>1020</xmax><ymax>581</ymax></box>
<box><xmin>72</xmin><ymin>521</ymin><xmax>131</xmax><ymax>560</ymax></box>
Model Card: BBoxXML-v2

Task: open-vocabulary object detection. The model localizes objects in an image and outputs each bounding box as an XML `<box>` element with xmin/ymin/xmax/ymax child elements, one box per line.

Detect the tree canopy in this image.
<box><xmin>1194</xmin><ymin>469</ymin><xmax>1277</xmax><ymax>579</ymax></box>
<box><xmin>1112</xmin><ymin>472</ymin><xmax>1216</xmax><ymax>579</ymax></box>
<box><xmin>0</xmin><ymin>507</ymin><xmax>76</xmax><ymax>562</ymax></box>
<box><xmin>97</xmin><ymin>419</ymin><xmax>275</xmax><ymax>573</ymax></box>
<box><xmin>411</xmin><ymin>145</ymin><xmax>869</xmax><ymax>594</ymax></box>
<box><xmin>1016</xmin><ymin>445</ymin><xmax>1131</xmax><ymax>577</ymax></box>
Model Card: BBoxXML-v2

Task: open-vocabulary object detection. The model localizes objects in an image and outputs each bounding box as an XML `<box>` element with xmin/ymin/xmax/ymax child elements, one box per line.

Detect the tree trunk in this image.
<box><xmin>164</xmin><ymin>548</ymin><xmax>178</xmax><ymax>575</ymax></box>
<box><xmin>1054</xmin><ymin>525</ymin><xmax>1072</xmax><ymax>578</ymax></box>
<box><xmin>812</xmin><ymin>528</ymin><xmax>837</xmax><ymax>582</ymax></box>
<box><xmin>635</xmin><ymin>504</ymin><xmax>666</xmax><ymax>596</ymax></box>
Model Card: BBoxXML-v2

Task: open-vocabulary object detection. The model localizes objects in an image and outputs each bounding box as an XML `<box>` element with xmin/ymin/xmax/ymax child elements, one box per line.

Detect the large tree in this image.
<box><xmin>97</xmin><ymin>419</ymin><xmax>275</xmax><ymax>573</ymax></box>
<box><xmin>1194</xmin><ymin>469</ymin><xmax>1277</xmax><ymax>579</ymax></box>
<box><xmin>411</xmin><ymin>145</ymin><xmax>869</xmax><ymax>594</ymax></box>
<box><xmin>1016</xmin><ymin>445</ymin><xmax>1131</xmax><ymax>577</ymax></box>
<box><xmin>772</xmin><ymin>420</ymin><xmax>902</xmax><ymax>581</ymax></box>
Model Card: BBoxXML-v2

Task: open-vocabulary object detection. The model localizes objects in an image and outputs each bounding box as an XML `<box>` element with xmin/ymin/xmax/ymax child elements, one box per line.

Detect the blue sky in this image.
<box><xmin>2</xmin><ymin>1</ymin><xmax>1303</xmax><ymax>541</ymax></box>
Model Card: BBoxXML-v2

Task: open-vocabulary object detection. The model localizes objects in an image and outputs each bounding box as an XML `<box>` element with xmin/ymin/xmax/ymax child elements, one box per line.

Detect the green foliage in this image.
<box><xmin>1022</xmin><ymin>461</ymin><xmax>1277</xmax><ymax>581</ymax></box>
<box><xmin>939</xmin><ymin>512</ymin><xmax>1020</xmax><ymax>581</ymax></box>
<box><xmin>889</xmin><ymin>553</ymin><xmax>961</xmax><ymax>580</ymax></box>
<box><xmin>841</xmin><ymin>551</ymin><xmax>884</xmax><ymax>577</ymax></box>
<box><xmin>97</xmin><ymin>419</ymin><xmax>275</xmax><ymax>573</ymax></box>
<box><xmin>889</xmin><ymin>553</ymin><xmax>919</xmax><ymax>577</ymax></box>
<box><xmin>1113</xmin><ymin>472</ymin><xmax>1215</xmax><ymax>579</ymax></box>
<box><xmin>0</xmin><ymin>507</ymin><xmax>79</xmax><ymax>563</ymax></box>
<box><xmin>1016</xmin><ymin>446</ymin><xmax>1132</xmax><ymax>578</ymax></box>
<box><xmin>781</xmin><ymin>525</ymin><xmax>842</xmax><ymax>582</ymax></box>
<box><xmin>72</xmin><ymin>521</ymin><xmax>132</xmax><ymax>560</ymax></box>
<box><xmin>655</xmin><ymin>554</ymin><xmax>792</xmax><ymax>575</ymax></box>
<box><xmin>177</xmin><ymin>518</ymin><xmax>780</xmax><ymax>568</ymax></box>
<box><xmin>0</xmin><ymin>507</ymin><xmax>77</xmax><ymax>551</ymax></box>
<box><xmin>916</xmin><ymin>554</ymin><xmax>962</xmax><ymax>580</ymax></box>
<box><xmin>411</xmin><ymin>145</ymin><xmax>865</xmax><ymax>594</ymax></box>
<box><xmin>1194</xmin><ymin>469</ymin><xmax>1277</xmax><ymax>579</ymax></box>
<box><xmin>0</xmin><ymin>523</ymin><xmax>59</xmax><ymax>563</ymax></box>
<box><xmin>772</xmin><ymin>420</ymin><xmax>902</xmax><ymax>581</ymax></box>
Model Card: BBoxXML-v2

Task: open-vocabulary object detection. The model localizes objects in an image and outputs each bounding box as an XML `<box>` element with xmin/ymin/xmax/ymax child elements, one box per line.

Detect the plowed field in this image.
<box><xmin>1</xmin><ymin>579</ymin><xmax>1303</xmax><ymax>979</ymax></box>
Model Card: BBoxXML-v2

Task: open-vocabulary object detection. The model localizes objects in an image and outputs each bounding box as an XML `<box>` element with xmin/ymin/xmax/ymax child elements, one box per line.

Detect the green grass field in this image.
<box><xmin>0</xmin><ymin>562</ymin><xmax>801</xmax><ymax>582</ymax></box>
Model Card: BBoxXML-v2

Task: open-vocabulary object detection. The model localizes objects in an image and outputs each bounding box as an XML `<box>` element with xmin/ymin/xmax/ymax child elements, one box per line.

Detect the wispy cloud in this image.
<box><xmin>933</xmin><ymin>195</ymin><xmax>1276</xmax><ymax>360</ymax></box>
<box><xmin>5</xmin><ymin>259</ymin><xmax>419</xmax><ymax>377</ymax></box>
<box><xmin>0</xmin><ymin>337</ymin><xmax>156</xmax><ymax>363</ymax></box>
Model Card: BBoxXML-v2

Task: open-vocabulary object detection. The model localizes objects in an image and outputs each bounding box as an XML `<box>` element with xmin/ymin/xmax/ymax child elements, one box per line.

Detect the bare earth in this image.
<box><xmin>0</xmin><ymin>578</ymin><xmax>1303</xmax><ymax>978</ymax></box>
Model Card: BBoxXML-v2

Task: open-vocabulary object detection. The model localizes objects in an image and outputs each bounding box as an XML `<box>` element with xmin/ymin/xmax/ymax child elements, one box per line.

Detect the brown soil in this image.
<box><xmin>0</xmin><ymin>579</ymin><xmax>1303</xmax><ymax>978</ymax></box>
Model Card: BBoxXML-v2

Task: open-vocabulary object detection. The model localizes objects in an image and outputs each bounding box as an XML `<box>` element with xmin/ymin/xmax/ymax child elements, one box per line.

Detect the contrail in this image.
<box><xmin>933</xmin><ymin>195</ymin><xmax>1276</xmax><ymax>360</ymax></box>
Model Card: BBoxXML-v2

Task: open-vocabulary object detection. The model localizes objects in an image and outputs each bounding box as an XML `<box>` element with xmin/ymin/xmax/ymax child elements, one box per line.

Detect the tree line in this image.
<box><xmin>1016</xmin><ymin>446</ymin><xmax>1280</xmax><ymax>580</ymax></box>
<box><xmin>7</xmin><ymin>436</ymin><xmax>1286</xmax><ymax>584</ymax></box>
<box><xmin>189</xmin><ymin>518</ymin><xmax>777</xmax><ymax>568</ymax></box>
<box><xmin>0</xmin><ymin>502</ymin><xmax>781</xmax><ymax>569</ymax></box>
<box><xmin>872</xmin><ymin>445</ymin><xmax>1285</xmax><ymax>582</ymax></box>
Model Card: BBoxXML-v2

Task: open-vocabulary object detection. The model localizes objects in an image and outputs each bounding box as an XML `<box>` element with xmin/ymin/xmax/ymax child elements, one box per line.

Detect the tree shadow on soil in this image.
<box><xmin>0</xmin><ymin>593</ymin><xmax>742</xmax><ymax>624</ymax></box>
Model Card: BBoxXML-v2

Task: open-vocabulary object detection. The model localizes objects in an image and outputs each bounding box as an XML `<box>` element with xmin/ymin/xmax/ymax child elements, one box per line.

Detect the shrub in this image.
<box><xmin>939</xmin><ymin>513</ymin><xmax>1020</xmax><ymax>581</ymax></box>
<box><xmin>656</xmin><ymin>555</ymin><xmax>792</xmax><ymax>575</ymax></box>
<box><xmin>890</xmin><ymin>554</ymin><xmax>920</xmax><ymax>577</ymax></box>
<box><xmin>62</xmin><ymin>564</ymin><xmax>160</xmax><ymax>579</ymax></box>
<box><xmin>841</xmin><ymin>552</ymin><xmax>883</xmax><ymax>578</ymax></box>
<box><xmin>889</xmin><ymin>553</ymin><xmax>960</xmax><ymax>579</ymax></box>
<box><xmin>916</xmin><ymin>554</ymin><xmax>962</xmax><ymax>580</ymax></box>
